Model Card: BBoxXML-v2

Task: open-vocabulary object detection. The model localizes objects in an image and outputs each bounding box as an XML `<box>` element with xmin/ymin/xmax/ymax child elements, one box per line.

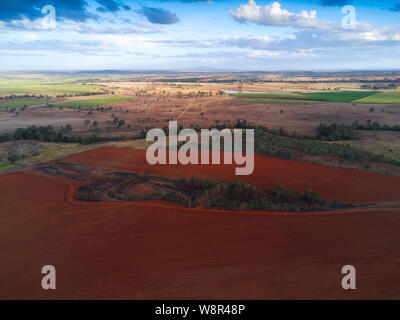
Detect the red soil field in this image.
<box><xmin>65</xmin><ymin>147</ymin><xmax>400</xmax><ymax>204</ymax></box>
<box><xmin>1</xmin><ymin>148</ymin><xmax>400</xmax><ymax>299</ymax></box>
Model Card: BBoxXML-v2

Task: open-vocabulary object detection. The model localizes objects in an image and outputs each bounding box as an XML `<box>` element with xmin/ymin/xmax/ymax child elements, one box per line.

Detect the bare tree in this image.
<box><xmin>8</xmin><ymin>142</ymin><xmax>27</xmax><ymax>161</ymax></box>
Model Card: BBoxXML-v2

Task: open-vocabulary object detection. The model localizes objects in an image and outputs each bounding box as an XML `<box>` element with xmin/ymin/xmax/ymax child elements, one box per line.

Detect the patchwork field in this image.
<box><xmin>1</xmin><ymin>71</ymin><xmax>400</xmax><ymax>300</ymax></box>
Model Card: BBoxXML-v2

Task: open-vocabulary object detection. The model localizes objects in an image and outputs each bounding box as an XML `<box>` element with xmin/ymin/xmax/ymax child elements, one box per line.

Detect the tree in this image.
<box><xmin>64</xmin><ymin>124</ymin><xmax>72</xmax><ymax>134</ymax></box>
<box><xmin>84</xmin><ymin>120</ymin><xmax>91</xmax><ymax>131</ymax></box>
<box><xmin>8</xmin><ymin>142</ymin><xmax>27</xmax><ymax>161</ymax></box>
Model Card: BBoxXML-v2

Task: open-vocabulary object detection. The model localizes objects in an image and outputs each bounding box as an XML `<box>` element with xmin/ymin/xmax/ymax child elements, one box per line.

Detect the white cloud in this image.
<box><xmin>230</xmin><ymin>0</ymin><xmax>323</xmax><ymax>29</ymax></box>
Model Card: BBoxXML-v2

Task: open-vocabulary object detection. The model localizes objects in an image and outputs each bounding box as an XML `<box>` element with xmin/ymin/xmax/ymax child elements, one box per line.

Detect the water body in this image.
<box><xmin>224</xmin><ymin>90</ymin><xmax>294</xmax><ymax>94</ymax></box>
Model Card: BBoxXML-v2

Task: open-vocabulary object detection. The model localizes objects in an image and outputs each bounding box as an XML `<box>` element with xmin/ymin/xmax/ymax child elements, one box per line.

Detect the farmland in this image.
<box><xmin>302</xmin><ymin>91</ymin><xmax>379</xmax><ymax>102</ymax></box>
<box><xmin>355</xmin><ymin>91</ymin><xmax>400</xmax><ymax>104</ymax></box>
<box><xmin>231</xmin><ymin>90</ymin><xmax>400</xmax><ymax>104</ymax></box>
<box><xmin>0</xmin><ymin>99</ymin><xmax>53</xmax><ymax>109</ymax></box>
<box><xmin>1</xmin><ymin>71</ymin><xmax>400</xmax><ymax>299</ymax></box>
<box><xmin>0</xmin><ymin>80</ymin><xmax>104</xmax><ymax>96</ymax></box>
<box><xmin>2</xmin><ymin>148</ymin><xmax>400</xmax><ymax>299</ymax></box>
<box><xmin>56</xmin><ymin>96</ymin><xmax>134</xmax><ymax>108</ymax></box>
<box><xmin>235</xmin><ymin>97</ymin><xmax>321</xmax><ymax>105</ymax></box>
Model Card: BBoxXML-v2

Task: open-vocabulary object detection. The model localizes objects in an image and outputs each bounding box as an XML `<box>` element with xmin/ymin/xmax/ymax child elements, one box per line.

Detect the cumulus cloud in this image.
<box><xmin>230</xmin><ymin>0</ymin><xmax>323</xmax><ymax>29</ymax></box>
<box><xmin>137</xmin><ymin>7</ymin><xmax>180</xmax><ymax>25</ymax></box>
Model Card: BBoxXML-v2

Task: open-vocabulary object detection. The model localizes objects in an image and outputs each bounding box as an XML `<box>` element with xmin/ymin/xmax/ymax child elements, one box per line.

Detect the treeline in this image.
<box><xmin>317</xmin><ymin>121</ymin><xmax>400</xmax><ymax>141</ymax></box>
<box><xmin>353</xmin><ymin>120</ymin><xmax>400</xmax><ymax>132</ymax></box>
<box><xmin>0</xmin><ymin>125</ymin><xmax>147</xmax><ymax>145</ymax></box>
<box><xmin>208</xmin><ymin>119</ymin><xmax>400</xmax><ymax>167</ymax></box>
<box><xmin>316</xmin><ymin>124</ymin><xmax>361</xmax><ymax>141</ymax></box>
<box><xmin>0</xmin><ymin>94</ymin><xmax>48</xmax><ymax>100</ymax></box>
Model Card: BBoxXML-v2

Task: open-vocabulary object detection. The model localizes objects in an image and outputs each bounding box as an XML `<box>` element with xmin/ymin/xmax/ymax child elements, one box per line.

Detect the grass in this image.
<box><xmin>0</xmin><ymin>161</ymin><xmax>14</xmax><ymax>171</ymax></box>
<box><xmin>236</xmin><ymin>98</ymin><xmax>321</xmax><ymax>105</ymax></box>
<box><xmin>0</xmin><ymin>82</ymin><xmax>103</xmax><ymax>96</ymax></box>
<box><xmin>232</xmin><ymin>91</ymin><xmax>382</xmax><ymax>104</ymax></box>
<box><xmin>331</xmin><ymin>131</ymin><xmax>400</xmax><ymax>163</ymax></box>
<box><xmin>56</xmin><ymin>96</ymin><xmax>133</xmax><ymax>108</ymax></box>
<box><xmin>301</xmin><ymin>91</ymin><xmax>379</xmax><ymax>103</ymax></box>
<box><xmin>0</xmin><ymin>141</ymin><xmax>99</xmax><ymax>167</ymax></box>
<box><xmin>0</xmin><ymin>99</ymin><xmax>53</xmax><ymax>109</ymax></box>
<box><xmin>231</xmin><ymin>93</ymin><xmax>313</xmax><ymax>99</ymax></box>
<box><xmin>354</xmin><ymin>91</ymin><xmax>400</xmax><ymax>104</ymax></box>
<box><xmin>0</xmin><ymin>139</ymin><xmax>148</xmax><ymax>168</ymax></box>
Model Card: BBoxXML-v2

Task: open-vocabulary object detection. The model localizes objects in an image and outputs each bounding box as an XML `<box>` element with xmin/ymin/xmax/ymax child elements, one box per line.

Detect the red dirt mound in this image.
<box><xmin>0</xmin><ymin>169</ymin><xmax>400</xmax><ymax>299</ymax></box>
<box><xmin>64</xmin><ymin>147</ymin><xmax>400</xmax><ymax>204</ymax></box>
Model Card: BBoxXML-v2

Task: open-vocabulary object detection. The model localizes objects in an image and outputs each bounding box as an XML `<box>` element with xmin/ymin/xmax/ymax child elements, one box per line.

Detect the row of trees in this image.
<box><xmin>352</xmin><ymin>120</ymin><xmax>400</xmax><ymax>132</ymax></box>
<box><xmin>317</xmin><ymin>120</ymin><xmax>400</xmax><ymax>140</ymax></box>
<box><xmin>0</xmin><ymin>125</ymin><xmax>139</xmax><ymax>145</ymax></box>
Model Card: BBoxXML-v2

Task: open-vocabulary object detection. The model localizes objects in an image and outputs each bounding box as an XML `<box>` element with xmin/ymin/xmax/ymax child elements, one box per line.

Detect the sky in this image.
<box><xmin>0</xmin><ymin>0</ymin><xmax>400</xmax><ymax>71</ymax></box>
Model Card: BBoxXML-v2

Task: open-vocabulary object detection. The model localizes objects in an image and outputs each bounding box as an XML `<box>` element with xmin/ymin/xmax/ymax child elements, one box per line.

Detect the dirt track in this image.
<box><xmin>1</xmin><ymin>148</ymin><xmax>400</xmax><ymax>299</ymax></box>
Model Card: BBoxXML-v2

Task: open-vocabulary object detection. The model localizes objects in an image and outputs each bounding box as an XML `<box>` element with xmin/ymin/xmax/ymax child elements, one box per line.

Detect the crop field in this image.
<box><xmin>0</xmin><ymin>78</ymin><xmax>104</xmax><ymax>96</ymax></box>
<box><xmin>231</xmin><ymin>92</ymin><xmax>322</xmax><ymax>104</ymax></box>
<box><xmin>0</xmin><ymin>99</ymin><xmax>52</xmax><ymax>109</ymax></box>
<box><xmin>236</xmin><ymin>98</ymin><xmax>321</xmax><ymax>105</ymax></box>
<box><xmin>231</xmin><ymin>91</ymin><xmax>400</xmax><ymax>104</ymax></box>
<box><xmin>302</xmin><ymin>91</ymin><xmax>379</xmax><ymax>102</ymax></box>
<box><xmin>231</xmin><ymin>91</ymin><xmax>383</xmax><ymax>104</ymax></box>
<box><xmin>56</xmin><ymin>96</ymin><xmax>133</xmax><ymax>108</ymax></box>
<box><xmin>231</xmin><ymin>93</ymin><xmax>312</xmax><ymax>99</ymax></box>
<box><xmin>354</xmin><ymin>91</ymin><xmax>400</xmax><ymax>104</ymax></box>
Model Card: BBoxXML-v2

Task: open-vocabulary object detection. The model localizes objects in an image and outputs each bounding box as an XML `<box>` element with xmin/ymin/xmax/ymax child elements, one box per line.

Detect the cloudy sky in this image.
<box><xmin>1</xmin><ymin>0</ymin><xmax>400</xmax><ymax>71</ymax></box>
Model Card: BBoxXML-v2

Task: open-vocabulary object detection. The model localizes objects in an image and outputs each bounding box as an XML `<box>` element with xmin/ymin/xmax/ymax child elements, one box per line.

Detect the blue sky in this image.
<box><xmin>0</xmin><ymin>0</ymin><xmax>400</xmax><ymax>71</ymax></box>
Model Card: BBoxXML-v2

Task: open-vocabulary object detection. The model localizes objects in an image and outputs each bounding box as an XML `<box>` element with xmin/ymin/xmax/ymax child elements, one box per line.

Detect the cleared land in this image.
<box><xmin>1</xmin><ymin>147</ymin><xmax>400</xmax><ymax>299</ymax></box>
